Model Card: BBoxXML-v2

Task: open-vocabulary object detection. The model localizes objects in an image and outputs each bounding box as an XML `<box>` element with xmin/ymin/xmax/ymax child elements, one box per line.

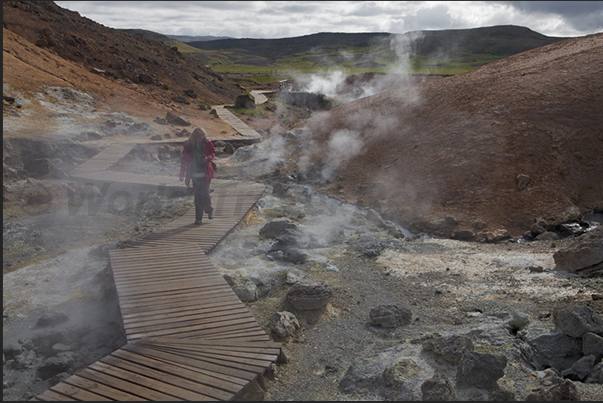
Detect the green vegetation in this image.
<box><xmin>128</xmin><ymin>26</ymin><xmax>567</xmax><ymax>78</ymax></box>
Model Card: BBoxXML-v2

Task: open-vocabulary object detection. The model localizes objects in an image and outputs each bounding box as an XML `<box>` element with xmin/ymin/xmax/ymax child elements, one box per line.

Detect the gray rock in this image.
<box><xmin>553</xmin><ymin>225</ymin><xmax>603</xmax><ymax>275</ymax></box>
<box><xmin>366</xmin><ymin>209</ymin><xmax>387</xmax><ymax>228</ymax></box>
<box><xmin>521</xmin><ymin>330</ymin><xmax>582</xmax><ymax>371</ymax></box>
<box><xmin>37</xmin><ymin>352</ymin><xmax>75</xmax><ymax>380</ymax></box>
<box><xmin>286</xmin><ymin>279</ymin><xmax>332</xmax><ymax>311</ymax></box>
<box><xmin>456</xmin><ymin>352</ymin><xmax>507</xmax><ymax>389</ymax></box>
<box><xmin>352</xmin><ymin>235</ymin><xmax>398</xmax><ymax>258</ymax></box>
<box><xmin>536</xmin><ymin>231</ymin><xmax>560</xmax><ymax>241</ymax></box>
<box><xmin>561</xmin><ymin>355</ymin><xmax>596</xmax><ymax>382</ymax></box>
<box><xmin>583</xmin><ymin>332</ymin><xmax>603</xmax><ymax>361</ymax></box>
<box><xmin>12</xmin><ymin>350</ymin><xmax>37</xmax><ymax>370</ymax></box>
<box><xmin>271</xmin><ymin>311</ymin><xmax>301</xmax><ymax>340</ymax></box>
<box><xmin>553</xmin><ymin>305</ymin><xmax>603</xmax><ymax>338</ymax></box>
<box><xmin>422</xmin><ymin>334</ymin><xmax>474</xmax><ymax>365</ymax></box>
<box><xmin>259</xmin><ymin>220</ymin><xmax>299</xmax><ymax>239</ymax></box>
<box><xmin>369</xmin><ymin>305</ymin><xmax>412</xmax><ymax>328</ymax></box>
<box><xmin>585</xmin><ymin>361</ymin><xmax>603</xmax><ymax>384</ymax></box>
<box><xmin>36</xmin><ymin>311</ymin><xmax>69</xmax><ymax>328</ymax></box>
<box><xmin>508</xmin><ymin>310</ymin><xmax>530</xmax><ymax>331</ymax></box>
<box><xmin>421</xmin><ymin>373</ymin><xmax>455</xmax><ymax>401</ymax></box>
<box><xmin>526</xmin><ymin>377</ymin><xmax>581</xmax><ymax>400</ymax></box>
<box><xmin>281</xmin><ymin>248</ymin><xmax>307</xmax><ymax>265</ymax></box>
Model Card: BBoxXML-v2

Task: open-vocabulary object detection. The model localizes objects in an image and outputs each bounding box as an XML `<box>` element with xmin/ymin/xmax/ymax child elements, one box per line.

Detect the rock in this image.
<box><xmin>12</xmin><ymin>350</ymin><xmax>37</xmax><ymax>370</ymax></box>
<box><xmin>552</xmin><ymin>305</ymin><xmax>603</xmax><ymax>338</ymax></box>
<box><xmin>235</xmin><ymin>94</ymin><xmax>256</xmax><ymax>109</ymax></box>
<box><xmin>521</xmin><ymin>330</ymin><xmax>582</xmax><ymax>371</ymax></box>
<box><xmin>456</xmin><ymin>352</ymin><xmax>507</xmax><ymax>389</ymax></box>
<box><xmin>222</xmin><ymin>273</ymin><xmax>258</xmax><ymax>302</ymax></box>
<box><xmin>383</xmin><ymin>357</ymin><xmax>430</xmax><ymax>400</ymax></box>
<box><xmin>3</xmin><ymin>342</ymin><xmax>23</xmax><ymax>361</ymax></box>
<box><xmin>352</xmin><ymin>235</ymin><xmax>395</xmax><ymax>258</ymax></box>
<box><xmin>36</xmin><ymin>311</ymin><xmax>69</xmax><ymax>328</ymax></box>
<box><xmin>535</xmin><ymin>231</ymin><xmax>560</xmax><ymax>241</ymax></box>
<box><xmin>585</xmin><ymin>361</ymin><xmax>603</xmax><ymax>384</ymax></box>
<box><xmin>421</xmin><ymin>373</ymin><xmax>455</xmax><ymax>401</ymax></box>
<box><xmin>286</xmin><ymin>279</ymin><xmax>332</xmax><ymax>311</ymax></box>
<box><xmin>285</xmin><ymin>269</ymin><xmax>304</xmax><ymax>284</ymax></box>
<box><xmin>508</xmin><ymin>310</ymin><xmax>530</xmax><ymax>331</ymax></box>
<box><xmin>452</xmin><ymin>229</ymin><xmax>477</xmax><ymax>241</ymax></box>
<box><xmin>422</xmin><ymin>334</ymin><xmax>474</xmax><ymax>365</ymax></box>
<box><xmin>271</xmin><ymin>311</ymin><xmax>301</xmax><ymax>340</ymax></box>
<box><xmin>23</xmin><ymin>158</ymin><xmax>52</xmax><ymax>178</ymax></box>
<box><xmin>259</xmin><ymin>220</ymin><xmax>299</xmax><ymax>239</ymax></box>
<box><xmin>553</xmin><ymin>226</ymin><xmax>603</xmax><ymax>275</ymax></box>
<box><xmin>516</xmin><ymin>173</ymin><xmax>530</xmax><ymax>190</ymax></box>
<box><xmin>366</xmin><ymin>209</ymin><xmax>387</xmax><ymax>228</ymax></box>
<box><xmin>280</xmin><ymin>248</ymin><xmax>307</xmax><ymax>264</ymax></box>
<box><xmin>232</xmin><ymin>281</ymin><xmax>258</xmax><ymax>302</ymax></box>
<box><xmin>369</xmin><ymin>305</ymin><xmax>412</xmax><ymax>328</ymax></box>
<box><xmin>25</xmin><ymin>186</ymin><xmax>53</xmax><ymax>206</ymax></box>
<box><xmin>165</xmin><ymin>111</ymin><xmax>191</xmax><ymax>126</ymax></box>
<box><xmin>561</xmin><ymin>354</ymin><xmax>596</xmax><ymax>381</ymax></box>
<box><xmin>525</xmin><ymin>373</ymin><xmax>581</xmax><ymax>400</ymax></box>
<box><xmin>582</xmin><ymin>332</ymin><xmax>603</xmax><ymax>361</ymax></box>
<box><xmin>37</xmin><ymin>352</ymin><xmax>75</xmax><ymax>380</ymax></box>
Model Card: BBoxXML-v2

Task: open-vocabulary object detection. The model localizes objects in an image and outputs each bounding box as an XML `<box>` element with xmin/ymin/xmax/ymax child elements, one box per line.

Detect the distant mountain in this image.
<box><xmin>407</xmin><ymin>25</ymin><xmax>569</xmax><ymax>56</ymax></box>
<box><xmin>187</xmin><ymin>25</ymin><xmax>568</xmax><ymax>59</ymax></box>
<box><xmin>167</xmin><ymin>34</ymin><xmax>234</xmax><ymax>43</ymax></box>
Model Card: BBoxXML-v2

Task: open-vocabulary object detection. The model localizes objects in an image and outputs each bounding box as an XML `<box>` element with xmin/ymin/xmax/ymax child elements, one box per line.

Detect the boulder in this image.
<box><xmin>369</xmin><ymin>305</ymin><xmax>412</xmax><ymax>328</ymax></box>
<box><xmin>456</xmin><ymin>352</ymin><xmax>507</xmax><ymax>389</ymax></box>
<box><xmin>553</xmin><ymin>226</ymin><xmax>603</xmax><ymax>276</ymax></box>
<box><xmin>271</xmin><ymin>311</ymin><xmax>301</xmax><ymax>340</ymax></box>
<box><xmin>286</xmin><ymin>279</ymin><xmax>332</xmax><ymax>310</ymax></box>
<box><xmin>235</xmin><ymin>94</ymin><xmax>256</xmax><ymax>109</ymax></box>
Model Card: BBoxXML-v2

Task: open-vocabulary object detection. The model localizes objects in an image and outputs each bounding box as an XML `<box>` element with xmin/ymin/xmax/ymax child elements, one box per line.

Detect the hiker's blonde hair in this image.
<box><xmin>188</xmin><ymin>127</ymin><xmax>207</xmax><ymax>145</ymax></box>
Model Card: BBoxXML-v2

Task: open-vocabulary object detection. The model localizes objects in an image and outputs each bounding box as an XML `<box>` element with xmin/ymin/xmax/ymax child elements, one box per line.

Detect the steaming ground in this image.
<box><xmin>3</xmin><ymin>133</ymin><xmax>603</xmax><ymax>400</ymax></box>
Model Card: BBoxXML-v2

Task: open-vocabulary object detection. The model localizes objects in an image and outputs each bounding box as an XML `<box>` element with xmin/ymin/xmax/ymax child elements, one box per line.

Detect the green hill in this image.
<box><xmin>125</xmin><ymin>26</ymin><xmax>570</xmax><ymax>75</ymax></box>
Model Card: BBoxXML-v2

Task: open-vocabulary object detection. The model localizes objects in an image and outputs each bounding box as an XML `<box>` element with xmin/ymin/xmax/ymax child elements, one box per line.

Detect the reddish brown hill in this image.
<box><xmin>304</xmin><ymin>33</ymin><xmax>603</xmax><ymax>240</ymax></box>
<box><xmin>2</xmin><ymin>1</ymin><xmax>241</xmax><ymax>107</ymax></box>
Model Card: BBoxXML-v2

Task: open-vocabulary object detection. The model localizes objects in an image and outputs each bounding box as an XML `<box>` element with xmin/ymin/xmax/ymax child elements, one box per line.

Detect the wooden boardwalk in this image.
<box><xmin>33</xmin><ymin>117</ymin><xmax>280</xmax><ymax>400</ymax></box>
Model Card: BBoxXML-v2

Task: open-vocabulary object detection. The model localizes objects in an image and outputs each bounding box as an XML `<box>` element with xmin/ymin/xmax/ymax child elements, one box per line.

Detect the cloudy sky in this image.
<box><xmin>55</xmin><ymin>1</ymin><xmax>603</xmax><ymax>39</ymax></box>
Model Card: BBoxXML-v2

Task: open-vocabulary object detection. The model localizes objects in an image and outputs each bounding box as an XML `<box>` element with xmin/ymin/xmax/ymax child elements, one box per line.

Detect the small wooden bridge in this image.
<box><xmin>33</xmin><ymin>98</ymin><xmax>281</xmax><ymax>401</ymax></box>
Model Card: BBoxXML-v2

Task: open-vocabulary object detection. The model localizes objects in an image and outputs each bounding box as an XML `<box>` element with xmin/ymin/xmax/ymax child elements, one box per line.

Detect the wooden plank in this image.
<box><xmin>75</xmin><ymin>367</ymin><xmax>181</xmax><ymax>401</ymax></box>
<box><xmin>88</xmin><ymin>361</ymin><xmax>213</xmax><ymax>401</ymax></box>
<box><xmin>33</xmin><ymin>389</ymin><xmax>77</xmax><ymax>401</ymax></box>
<box><xmin>122</xmin><ymin>343</ymin><xmax>258</xmax><ymax>381</ymax></box>
<box><xmin>63</xmin><ymin>374</ymin><xmax>146</xmax><ymax>401</ymax></box>
<box><xmin>98</xmin><ymin>354</ymin><xmax>232</xmax><ymax>401</ymax></box>
<box><xmin>123</xmin><ymin>310</ymin><xmax>258</xmax><ymax>336</ymax></box>
<box><xmin>125</xmin><ymin>315</ymin><xmax>261</xmax><ymax>340</ymax></box>
<box><xmin>121</xmin><ymin>297</ymin><xmax>246</xmax><ymax>322</ymax></box>
<box><xmin>123</xmin><ymin>305</ymin><xmax>251</xmax><ymax>329</ymax></box>
<box><xmin>112</xmin><ymin>348</ymin><xmax>248</xmax><ymax>388</ymax></box>
<box><xmin>50</xmin><ymin>382</ymin><xmax>112</xmax><ymax>401</ymax></box>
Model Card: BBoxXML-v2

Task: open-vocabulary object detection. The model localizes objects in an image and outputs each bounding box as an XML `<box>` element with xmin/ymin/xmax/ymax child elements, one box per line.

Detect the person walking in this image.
<box><xmin>179</xmin><ymin>127</ymin><xmax>215</xmax><ymax>224</ymax></box>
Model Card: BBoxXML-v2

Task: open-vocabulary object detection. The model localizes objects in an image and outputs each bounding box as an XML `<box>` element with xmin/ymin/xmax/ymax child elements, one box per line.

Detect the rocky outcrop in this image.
<box><xmin>554</xmin><ymin>226</ymin><xmax>603</xmax><ymax>276</ymax></box>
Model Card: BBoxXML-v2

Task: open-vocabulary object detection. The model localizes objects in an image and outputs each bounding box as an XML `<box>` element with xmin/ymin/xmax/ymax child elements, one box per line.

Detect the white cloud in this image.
<box><xmin>55</xmin><ymin>1</ymin><xmax>602</xmax><ymax>38</ymax></box>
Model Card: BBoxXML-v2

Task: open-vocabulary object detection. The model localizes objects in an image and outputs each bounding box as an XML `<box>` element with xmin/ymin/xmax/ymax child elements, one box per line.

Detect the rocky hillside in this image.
<box><xmin>301</xmin><ymin>32</ymin><xmax>603</xmax><ymax>240</ymax></box>
<box><xmin>2</xmin><ymin>1</ymin><xmax>242</xmax><ymax>108</ymax></box>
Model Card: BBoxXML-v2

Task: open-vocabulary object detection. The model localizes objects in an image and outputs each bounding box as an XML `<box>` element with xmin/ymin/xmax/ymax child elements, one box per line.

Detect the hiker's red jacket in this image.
<box><xmin>179</xmin><ymin>140</ymin><xmax>215</xmax><ymax>186</ymax></box>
